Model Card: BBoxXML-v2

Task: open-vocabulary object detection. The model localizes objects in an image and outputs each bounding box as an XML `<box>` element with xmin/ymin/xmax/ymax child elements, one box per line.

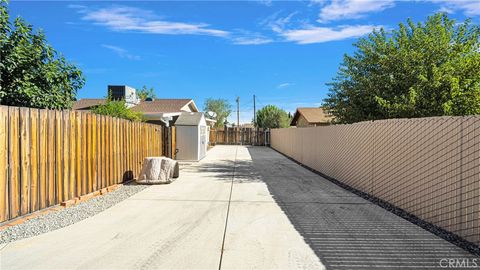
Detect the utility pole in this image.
<box><xmin>253</xmin><ymin>94</ymin><xmax>256</xmax><ymax>125</ymax></box>
<box><xmin>236</xmin><ymin>96</ymin><xmax>240</xmax><ymax>128</ymax></box>
<box><xmin>236</xmin><ymin>96</ymin><xmax>240</xmax><ymax>145</ymax></box>
<box><xmin>253</xmin><ymin>94</ymin><xmax>257</xmax><ymax>145</ymax></box>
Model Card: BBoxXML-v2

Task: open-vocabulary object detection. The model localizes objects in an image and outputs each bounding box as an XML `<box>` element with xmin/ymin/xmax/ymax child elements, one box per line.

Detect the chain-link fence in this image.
<box><xmin>271</xmin><ymin>116</ymin><xmax>480</xmax><ymax>245</ymax></box>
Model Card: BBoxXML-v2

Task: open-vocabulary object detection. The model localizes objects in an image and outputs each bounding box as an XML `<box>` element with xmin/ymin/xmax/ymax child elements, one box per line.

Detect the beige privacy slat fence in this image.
<box><xmin>0</xmin><ymin>105</ymin><xmax>164</xmax><ymax>223</ymax></box>
<box><xmin>271</xmin><ymin>116</ymin><xmax>480</xmax><ymax>245</ymax></box>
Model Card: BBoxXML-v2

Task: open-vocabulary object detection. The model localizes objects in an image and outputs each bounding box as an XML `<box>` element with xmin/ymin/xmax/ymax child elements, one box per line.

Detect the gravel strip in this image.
<box><xmin>0</xmin><ymin>183</ymin><xmax>149</xmax><ymax>244</ymax></box>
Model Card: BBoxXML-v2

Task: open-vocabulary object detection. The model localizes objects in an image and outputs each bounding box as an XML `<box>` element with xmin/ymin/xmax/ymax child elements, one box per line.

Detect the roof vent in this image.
<box><xmin>145</xmin><ymin>97</ymin><xmax>154</xmax><ymax>102</ymax></box>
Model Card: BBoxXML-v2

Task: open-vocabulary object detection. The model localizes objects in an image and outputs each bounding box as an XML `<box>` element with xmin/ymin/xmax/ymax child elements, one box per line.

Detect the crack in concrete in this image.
<box><xmin>218</xmin><ymin>146</ymin><xmax>237</xmax><ymax>270</ymax></box>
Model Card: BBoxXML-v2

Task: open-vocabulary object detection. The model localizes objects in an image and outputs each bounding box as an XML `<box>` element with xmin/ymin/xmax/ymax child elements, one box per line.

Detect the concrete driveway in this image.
<box><xmin>0</xmin><ymin>146</ymin><xmax>476</xmax><ymax>270</ymax></box>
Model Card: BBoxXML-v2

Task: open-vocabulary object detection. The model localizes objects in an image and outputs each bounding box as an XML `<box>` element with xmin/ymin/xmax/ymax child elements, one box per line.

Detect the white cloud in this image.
<box><xmin>257</xmin><ymin>0</ymin><xmax>273</xmax><ymax>7</ymax></box>
<box><xmin>75</xmin><ymin>6</ymin><xmax>229</xmax><ymax>37</ymax></box>
<box><xmin>263</xmin><ymin>10</ymin><xmax>378</xmax><ymax>44</ymax></box>
<box><xmin>67</xmin><ymin>4</ymin><xmax>87</xmax><ymax>10</ymax></box>
<box><xmin>436</xmin><ymin>6</ymin><xmax>455</xmax><ymax>14</ymax></box>
<box><xmin>232</xmin><ymin>36</ymin><xmax>273</xmax><ymax>45</ymax></box>
<box><xmin>277</xmin><ymin>82</ymin><xmax>294</xmax><ymax>88</ymax></box>
<box><xmin>73</xmin><ymin>5</ymin><xmax>275</xmax><ymax>45</ymax></box>
<box><xmin>279</xmin><ymin>24</ymin><xmax>380</xmax><ymax>44</ymax></box>
<box><xmin>429</xmin><ymin>0</ymin><xmax>480</xmax><ymax>16</ymax></box>
<box><xmin>318</xmin><ymin>0</ymin><xmax>395</xmax><ymax>22</ymax></box>
<box><xmin>262</xmin><ymin>11</ymin><xmax>300</xmax><ymax>33</ymax></box>
<box><xmin>101</xmin><ymin>44</ymin><xmax>141</xmax><ymax>60</ymax></box>
<box><xmin>231</xmin><ymin>30</ymin><xmax>274</xmax><ymax>45</ymax></box>
<box><xmin>310</xmin><ymin>0</ymin><xmax>328</xmax><ymax>6</ymax></box>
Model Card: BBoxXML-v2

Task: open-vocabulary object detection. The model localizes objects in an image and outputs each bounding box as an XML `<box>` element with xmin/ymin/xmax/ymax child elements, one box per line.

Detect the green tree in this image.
<box><xmin>137</xmin><ymin>85</ymin><xmax>157</xmax><ymax>101</ymax></box>
<box><xmin>92</xmin><ymin>96</ymin><xmax>144</xmax><ymax>122</ymax></box>
<box><xmin>0</xmin><ymin>0</ymin><xmax>85</xmax><ymax>109</ymax></box>
<box><xmin>254</xmin><ymin>105</ymin><xmax>290</xmax><ymax>128</ymax></box>
<box><xmin>324</xmin><ymin>13</ymin><xmax>480</xmax><ymax>124</ymax></box>
<box><xmin>204</xmin><ymin>98</ymin><xmax>232</xmax><ymax>128</ymax></box>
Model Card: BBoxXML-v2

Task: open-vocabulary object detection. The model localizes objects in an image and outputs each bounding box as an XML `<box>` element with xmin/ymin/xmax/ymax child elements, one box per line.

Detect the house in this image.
<box><xmin>73</xmin><ymin>85</ymin><xmax>199</xmax><ymax>126</ymax></box>
<box><xmin>290</xmin><ymin>107</ymin><xmax>334</xmax><ymax>127</ymax></box>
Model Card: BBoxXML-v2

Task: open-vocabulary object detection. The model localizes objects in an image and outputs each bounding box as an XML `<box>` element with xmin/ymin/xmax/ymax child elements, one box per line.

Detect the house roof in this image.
<box><xmin>73</xmin><ymin>98</ymin><xmax>198</xmax><ymax>114</ymax></box>
<box><xmin>240</xmin><ymin>123</ymin><xmax>254</xmax><ymax>128</ymax></box>
<box><xmin>72</xmin><ymin>99</ymin><xmax>106</xmax><ymax>110</ymax></box>
<box><xmin>131</xmin><ymin>99</ymin><xmax>197</xmax><ymax>113</ymax></box>
<box><xmin>290</xmin><ymin>107</ymin><xmax>334</xmax><ymax>126</ymax></box>
<box><xmin>174</xmin><ymin>112</ymin><xmax>206</xmax><ymax>126</ymax></box>
<box><xmin>205</xmin><ymin>118</ymin><xmax>217</xmax><ymax>123</ymax></box>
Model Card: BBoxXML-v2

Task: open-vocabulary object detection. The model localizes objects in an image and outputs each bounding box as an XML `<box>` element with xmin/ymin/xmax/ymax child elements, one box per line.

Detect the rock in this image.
<box><xmin>136</xmin><ymin>157</ymin><xmax>179</xmax><ymax>184</ymax></box>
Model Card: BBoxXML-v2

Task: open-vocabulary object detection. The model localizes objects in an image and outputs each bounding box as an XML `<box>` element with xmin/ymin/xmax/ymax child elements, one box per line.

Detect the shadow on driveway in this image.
<box><xmin>205</xmin><ymin>146</ymin><xmax>478</xmax><ymax>269</ymax></box>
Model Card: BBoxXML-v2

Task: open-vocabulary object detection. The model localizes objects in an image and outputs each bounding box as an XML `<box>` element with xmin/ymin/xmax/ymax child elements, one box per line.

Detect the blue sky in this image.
<box><xmin>9</xmin><ymin>0</ymin><xmax>479</xmax><ymax>123</ymax></box>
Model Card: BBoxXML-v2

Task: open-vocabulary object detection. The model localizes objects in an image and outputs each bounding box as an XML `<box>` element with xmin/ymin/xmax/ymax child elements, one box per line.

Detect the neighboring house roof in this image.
<box><xmin>240</xmin><ymin>123</ymin><xmax>254</xmax><ymax>128</ymax></box>
<box><xmin>174</xmin><ymin>112</ymin><xmax>206</xmax><ymax>126</ymax></box>
<box><xmin>131</xmin><ymin>99</ymin><xmax>198</xmax><ymax>113</ymax></box>
<box><xmin>290</xmin><ymin>107</ymin><xmax>334</xmax><ymax>126</ymax></box>
<box><xmin>72</xmin><ymin>98</ymin><xmax>198</xmax><ymax>114</ymax></box>
<box><xmin>72</xmin><ymin>99</ymin><xmax>106</xmax><ymax>110</ymax></box>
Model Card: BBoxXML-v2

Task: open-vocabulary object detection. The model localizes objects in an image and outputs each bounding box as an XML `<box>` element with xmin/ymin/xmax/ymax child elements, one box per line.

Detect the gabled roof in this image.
<box><xmin>73</xmin><ymin>98</ymin><xmax>198</xmax><ymax>114</ymax></box>
<box><xmin>290</xmin><ymin>107</ymin><xmax>334</xmax><ymax>126</ymax></box>
<box><xmin>72</xmin><ymin>99</ymin><xmax>106</xmax><ymax>110</ymax></box>
<box><xmin>131</xmin><ymin>99</ymin><xmax>197</xmax><ymax>113</ymax></box>
<box><xmin>175</xmin><ymin>112</ymin><xmax>206</xmax><ymax>126</ymax></box>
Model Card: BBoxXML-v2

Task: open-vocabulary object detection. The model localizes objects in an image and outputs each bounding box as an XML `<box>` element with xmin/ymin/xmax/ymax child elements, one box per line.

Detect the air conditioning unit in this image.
<box><xmin>107</xmin><ymin>85</ymin><xmax>140</xmax><ymax>108</ymax></box>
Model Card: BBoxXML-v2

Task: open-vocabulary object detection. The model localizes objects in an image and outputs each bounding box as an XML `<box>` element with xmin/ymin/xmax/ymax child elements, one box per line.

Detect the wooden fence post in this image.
<box><xmin>0</xmin><ymin>107</ymin><xmax>8</xmax><ymax>221</ymax></box>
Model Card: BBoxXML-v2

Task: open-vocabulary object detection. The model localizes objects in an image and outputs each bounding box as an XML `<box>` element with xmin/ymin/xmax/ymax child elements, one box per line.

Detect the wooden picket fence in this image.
<box><xmin>210</xmin><ymin>127</ymin><xmax>269</xmax><ymax>146</ymax></box>
<box><xmin>0</xmin><ymin>105</ymin><xmax>165</xmax><ymax>223</ymax></box>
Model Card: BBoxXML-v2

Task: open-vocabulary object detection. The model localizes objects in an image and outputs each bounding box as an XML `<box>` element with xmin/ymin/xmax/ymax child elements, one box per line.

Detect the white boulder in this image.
<box><xmin>136</xmin><ymin>157</ymin><xmax>179</xmax><ymax>184</ymax></box>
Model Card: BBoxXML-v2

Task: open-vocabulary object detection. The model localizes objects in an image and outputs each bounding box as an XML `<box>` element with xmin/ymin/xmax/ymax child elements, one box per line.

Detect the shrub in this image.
<box><xmin>91</xmin><ymin>98</ymin><xmax>144</xmax><ymax>121</ymax></box>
